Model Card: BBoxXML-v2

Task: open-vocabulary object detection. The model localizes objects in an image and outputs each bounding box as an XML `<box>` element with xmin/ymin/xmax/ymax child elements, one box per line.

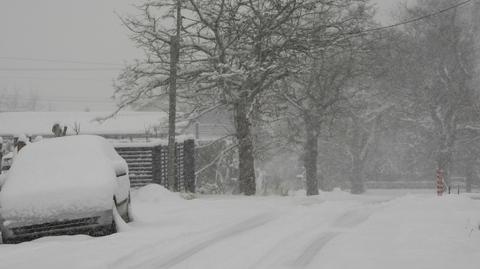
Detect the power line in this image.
<box><xmin>0</xmin><ymin>67</ymin><xmax>121</xmax><ymax>72</ymax></box>
<box><xmin>0</xmin><ymin>92</ymin><xmax>114</xmax><ymax>101</ymax></box>
<box><xmin>0</xmin><ymin>56</ymin><xmax>123</xmax><ymax>67</ymax></box>
<box><xmin>0</xmin><ymin>0</ymin><xmax>473</xmax><ymax>76</ymax></box>
<box><xmin>0</xmin><ymin>96</ymin><xmax>115</xmax><ymax>104</ymax></box>
<box><xmin>0</xmin><ymin>75</ymin><xmax>112</xmax><ymax>82</ymax></box>
<box><xmin>349</xmin><ymin>0</ymin><xmax>475</xmax><ymax>35</ymax></box>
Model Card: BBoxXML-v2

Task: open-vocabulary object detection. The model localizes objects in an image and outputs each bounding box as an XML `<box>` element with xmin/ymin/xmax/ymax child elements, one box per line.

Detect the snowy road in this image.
<box><xmin>1</xmin><ymin>186</ymin><xmax>480</xmax><ymax>269</ymax></box>
<box><xmin>117</xmin><ymin>199</ymin><xmax>378</xmax><ymax>269</ymax></box>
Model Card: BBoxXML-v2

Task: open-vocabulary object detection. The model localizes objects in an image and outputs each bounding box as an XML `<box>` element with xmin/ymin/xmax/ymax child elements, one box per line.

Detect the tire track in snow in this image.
<box><xmin>288</xmin><ymin>207</ymin><xmax>375</xmax><ymax>268</ymax></box>
<box><xmin>114</xmin><ymin>213</ymin><xmax>276</xmax><ymax>269</ymax></box>
<box><xmin>249</xmin><ymin>214</ymin><xmax>333</xmax><ymax>269</ymax></box>
<box><xmin>251</xmin><ymin>206</ymin><xmax>375</xmax><ymax>269</ymax></box>
<box><xmin>332</xmin><ymin>208</ymin><xmax>373</xmax><ymax>229</ymax></box>
<box><xmin>290</xmin><ymin>232</ymin><xmax>339</xmax><ymax>268</ymax></box>
<box><xmin>107</xmin><ymin>229</ymin><xmax>205</xmax><ymax>269</ymax></box>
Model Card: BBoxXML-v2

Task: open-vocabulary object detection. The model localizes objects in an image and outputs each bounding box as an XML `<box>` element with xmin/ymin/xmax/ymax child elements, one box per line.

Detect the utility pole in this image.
<box><xmin>473</xmin><ymin>1</ymin><xmax>480</xmax><ymax>53</ymax></box>
<box><xmin>167</xmin><ymin>0</ymin><xmax>182</xmax><ymax>191</ymax></box>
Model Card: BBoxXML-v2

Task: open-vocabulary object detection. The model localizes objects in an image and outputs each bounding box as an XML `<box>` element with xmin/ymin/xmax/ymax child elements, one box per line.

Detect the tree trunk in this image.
<box><xmin>350</xmin><ymin>157</ymin><xmax>365</xmax><ymax>194</ymax></box>
<box><xmin>435</xmin><ymin>140</ymin><xmax>453</xmax><ymax>187</ymax></box>
<box><xmin>304</xmin><ymin>120</ymin><xmax>319</xmax><ymax>196</ymax></box>
<box><xmin>0</xmin><ymin>142</ymin><xmax>3</xmax><ymax>171</ymax></box>
<box><xmin>234</xmin><ymin>95</ymin><xmax>256</xmax><ymax>195</ymax></box>
<box><xmin>349</xmin><ymin>123</ymin><xmax>366</xmax><ymax>194</ymax></box>
<box><xmin>465</xmin><ymin>158</ymin><xmax>474</xmax><ymax>193</ymax></box>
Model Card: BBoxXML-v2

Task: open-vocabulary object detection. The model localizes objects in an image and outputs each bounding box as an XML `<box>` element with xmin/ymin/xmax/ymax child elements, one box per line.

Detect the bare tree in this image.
<box><xmin>394</xmin><ymin>0</ymin><xmax>478</xmax><ymax>184</ymax></box>
<box><xmin>277</xmin><ymin>1</ymin><xmax>376</xmax><ymax>195</ymax></box>
<box><xmin>341</xmin><ymin>88</ymin><xmax>392</xmax><ymax>194</ymax></box>
<box><xmin>0</xmin><ymin>88</ymin><xmax>41</xmax><ymax>112</ymax></box>
<box><xmin>116</xmin><ymin>0</ymin><xmax>334</xmax><ymax>195</ymax></box>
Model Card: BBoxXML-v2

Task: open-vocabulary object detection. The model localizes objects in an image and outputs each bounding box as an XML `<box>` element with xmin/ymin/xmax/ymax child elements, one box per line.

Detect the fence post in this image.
<box><xmin>183</xmin><ymin>139</ymin><xmax>196</xmax><ymax>193</ymax></box>
<box><xmin>152</xmin><ymin>145</ymin><xmax>162</xmax><ymax>185</ymax></box>
<box><xmin>436</xmin><ymin>169</ymin><xmax>445</xmax><ymax>196</ymax></box>
<box><xmin>0</xmin><ymin>139</ymin><xmax>3</xmax><ymax>171</ymax></box>
<box><xmin>175</xmin><ymin>141</ymin><xmax>182</xmax><ymax>191</ymax></box>
<box><xmin>160</xmin><ymin>144</ymin><xmax>169</xmax><ymax>188</ymax></box>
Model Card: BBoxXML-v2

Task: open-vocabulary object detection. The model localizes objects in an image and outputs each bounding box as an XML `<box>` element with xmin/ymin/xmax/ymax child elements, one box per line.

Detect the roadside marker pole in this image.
<box><xmin>436</xmin><ymin>169</ymin><xmax>445</xmax><ymax>196</ymax></box>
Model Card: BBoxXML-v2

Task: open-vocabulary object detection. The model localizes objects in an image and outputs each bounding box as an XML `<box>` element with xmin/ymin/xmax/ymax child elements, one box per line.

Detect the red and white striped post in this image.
<box><xmin>436</xmin><ymin>168</ymin><xmax>445</xmax><ymax>196</ymax></box>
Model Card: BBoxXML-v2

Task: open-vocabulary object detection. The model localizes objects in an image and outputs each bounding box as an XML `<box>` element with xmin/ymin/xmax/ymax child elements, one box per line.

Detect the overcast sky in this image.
<box><xmin>0</xmin><ymin>0</ymin><xmax>413</xmax><ymax>111</ymax></box>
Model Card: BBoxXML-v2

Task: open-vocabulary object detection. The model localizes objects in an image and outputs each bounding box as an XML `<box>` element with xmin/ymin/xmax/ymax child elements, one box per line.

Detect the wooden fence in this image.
<box><xmin>115</xmin><ymin>139</ymin><xmax>195</xmax><ymax>192</ymax></box>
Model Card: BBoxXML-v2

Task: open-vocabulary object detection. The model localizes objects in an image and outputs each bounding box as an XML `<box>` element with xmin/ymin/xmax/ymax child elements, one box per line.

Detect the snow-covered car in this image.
<box><xmin>0</xmin><ymin>135</ymin><xmax>131</xmax><ymax>243</ymax></box>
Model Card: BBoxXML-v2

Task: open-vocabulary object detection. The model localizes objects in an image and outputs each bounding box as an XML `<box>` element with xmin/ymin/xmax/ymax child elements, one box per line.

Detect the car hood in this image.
<box><xmin>0</xmin><ymin>184</ymin><xmax>115</xmax><ymax>222</ymax></box>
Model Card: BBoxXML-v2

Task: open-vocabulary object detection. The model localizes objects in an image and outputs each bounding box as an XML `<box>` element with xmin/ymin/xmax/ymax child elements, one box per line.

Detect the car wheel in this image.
<box><xmin>91</xmin><ymin>219</ymin><xmax>116</xmax><ymax>236</ymax></box>
<box><xmin>113</xmin><ymin>196</ymin><xmax>126</xmax><ymax>222</ymax></box>
<box><xmin>109</xmin><ymin>202</ymin><xmax>122</xmax><ymax>235</ymax></box>
<box><xmin>109</xmin><ymin>220</ymin><xmax>117</xmax><ymax>234</ymax></box>
<box><xmin>125</xmin><ymin>194</ymin><xmax>132</xmax><ymax>223</ymax></box>
<box><xmin>115</xmin><ymin>197</ymin><xmax>130</xmax><ymax>223</ymax></box>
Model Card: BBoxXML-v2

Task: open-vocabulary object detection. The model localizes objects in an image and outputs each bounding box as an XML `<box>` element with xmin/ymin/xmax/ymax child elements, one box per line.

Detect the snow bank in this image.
<box><xmin>315</xmin><ymin>195</ymin><xmax>480</xmax><ymax>269</ymax></box>
<box><xmin>133</xmin><ymin>184</ymin><xmax>183</xmax><ymax>204</ymax></box>
<box><xmin>0</xmin><ymin>135</ymin><xmax>122</xmax><ymax>221</ymax></box>
<box><xmin>128</xmin><ymin>184</ymin><xmax>189</xmax><ymax>224</ymax></box>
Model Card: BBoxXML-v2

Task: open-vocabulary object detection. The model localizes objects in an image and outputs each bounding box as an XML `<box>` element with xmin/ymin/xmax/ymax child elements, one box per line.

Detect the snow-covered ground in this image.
<box><xmin>1</xmin><ymin>185</ymin><xmax>479</xmax><ymax>269</ymax></box>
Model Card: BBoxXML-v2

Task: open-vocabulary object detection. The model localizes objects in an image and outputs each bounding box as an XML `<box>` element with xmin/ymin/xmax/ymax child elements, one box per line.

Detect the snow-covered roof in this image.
<box><xmin>0</xmin><ymin>111</ymin><xmax>171</xmax><ymax>137</ymax></box>
<box><xmin>112</xmin><ymin>135</ymin><xmax>194</xmax><ymax>148</ymax></box>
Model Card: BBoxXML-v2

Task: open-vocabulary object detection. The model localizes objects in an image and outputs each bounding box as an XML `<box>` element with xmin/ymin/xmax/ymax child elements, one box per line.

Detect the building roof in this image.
<box><xmin>182</xmin><ymin>108</ymin><xmax>235</xmax><ymax>140</ymax></box>
<box><xmin>0</xmin><ymin>111</ymin><xmax>172</xmax><ymax>137</ymax></box>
